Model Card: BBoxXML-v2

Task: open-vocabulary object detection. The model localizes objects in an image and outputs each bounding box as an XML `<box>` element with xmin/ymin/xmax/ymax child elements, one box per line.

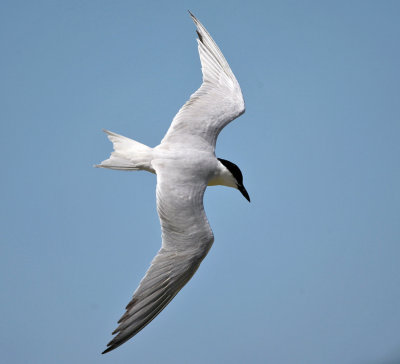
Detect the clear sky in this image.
<box><xmin>1</xmin><ymin>1</ymin><xmax>400</xmax><ymax>363</ymax></box>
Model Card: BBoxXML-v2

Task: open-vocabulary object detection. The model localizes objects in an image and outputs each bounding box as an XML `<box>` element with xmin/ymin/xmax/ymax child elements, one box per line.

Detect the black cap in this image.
<box><xmin>218</xmin><ymin>158</ymin><xmax>250</xmax><ymax>202</ymax></box>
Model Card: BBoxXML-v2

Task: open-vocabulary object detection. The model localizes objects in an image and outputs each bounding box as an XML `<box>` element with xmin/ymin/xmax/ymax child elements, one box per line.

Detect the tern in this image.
<box><xmin>96</xmin><ymin>12</ymin><xmax>249</xmax><ymax>354</ymax></box>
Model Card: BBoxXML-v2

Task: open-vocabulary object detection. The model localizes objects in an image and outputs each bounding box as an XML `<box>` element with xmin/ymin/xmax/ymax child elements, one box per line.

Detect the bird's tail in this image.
<box><xmin>95</xmin><ymin>130</ymin><xmax>154</xmax><ymax>172</ymax></box>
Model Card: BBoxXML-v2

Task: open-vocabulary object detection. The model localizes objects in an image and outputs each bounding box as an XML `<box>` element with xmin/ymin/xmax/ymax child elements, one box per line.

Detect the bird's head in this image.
<box><xmin>217</xmin><ymin>158</ymin><xmax>250</xmax><ymax>202</ymax></box>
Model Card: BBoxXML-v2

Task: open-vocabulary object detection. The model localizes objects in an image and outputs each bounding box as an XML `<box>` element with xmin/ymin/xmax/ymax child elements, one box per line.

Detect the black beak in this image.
<box><xmin>238</xmin><ymin>184</ymin><xmax>250</xmax><ymax>202</ymax></box>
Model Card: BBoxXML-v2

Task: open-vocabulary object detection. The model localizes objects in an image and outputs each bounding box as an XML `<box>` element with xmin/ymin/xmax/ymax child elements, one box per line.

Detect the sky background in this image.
<box><xmin>1</xmin><ymin>1</ymin><xmax>400</xmax><ymax>363</ymax></box>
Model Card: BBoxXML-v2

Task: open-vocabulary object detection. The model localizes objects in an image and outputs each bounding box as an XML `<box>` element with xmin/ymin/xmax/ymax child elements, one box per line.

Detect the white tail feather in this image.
<box><xmin>96</xmin><ymin>130</ymin><xmax>154</xmax><ymax>172</ymax></box>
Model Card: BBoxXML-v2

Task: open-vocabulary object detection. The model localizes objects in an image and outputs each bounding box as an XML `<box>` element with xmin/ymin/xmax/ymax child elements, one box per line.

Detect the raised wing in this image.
<box><xmin>102</xmin><ymin>160</ymin><xmax>214</xmax><ymax>354</ymax></box>
<box><xmin>161</xmin><ymin>12</ymin><xmax>245</xmax><ymax>151</ymax></box>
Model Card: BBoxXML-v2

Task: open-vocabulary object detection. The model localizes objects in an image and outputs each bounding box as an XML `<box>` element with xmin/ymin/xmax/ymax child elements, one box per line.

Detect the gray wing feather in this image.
<box><xmin>161</xmin><ymin>12</ymin><xmax>245</xmax><ymax>150</ymax></box>
<box><xmin>102</xmin><ymin>160</ymin><xmax>214</xmax><ymax>354</ymax></box>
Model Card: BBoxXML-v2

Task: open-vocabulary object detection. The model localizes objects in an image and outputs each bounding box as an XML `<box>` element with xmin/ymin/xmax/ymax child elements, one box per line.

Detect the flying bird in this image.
<box><xmin>96</xmin><ymin>12</ymin><xmax>249</xmax><ymax>354</ymax></box>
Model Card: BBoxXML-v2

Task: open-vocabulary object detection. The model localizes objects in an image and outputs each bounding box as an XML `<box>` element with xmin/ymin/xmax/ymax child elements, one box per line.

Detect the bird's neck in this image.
<box><xmin>207</xmin><ymin>161</ymin><xmax>237</xmax><ymax>188</ymax></box>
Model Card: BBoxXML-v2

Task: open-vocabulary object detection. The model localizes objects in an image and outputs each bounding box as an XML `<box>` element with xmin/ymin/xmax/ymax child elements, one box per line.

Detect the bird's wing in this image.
<box><xmin>161</xmin><ymin>12</ymin><xmax>245</xmax><ymax>151</ymax></box>
<box><xmin>102</xmin><ymin>160</ymin><xmax>214</xmax><ymax>354</ymax></box>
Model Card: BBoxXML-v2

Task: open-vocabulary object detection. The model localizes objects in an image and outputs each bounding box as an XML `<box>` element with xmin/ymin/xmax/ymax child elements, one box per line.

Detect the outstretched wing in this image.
<box><xmin>161</xmin><ymin>12</ymin><xmax>245</xmax><ymax>151</ymax></box>
<box><xmin>102</xmin><ymin>160</ymin><xmax>214</xmax><ymax>354</ymax></box>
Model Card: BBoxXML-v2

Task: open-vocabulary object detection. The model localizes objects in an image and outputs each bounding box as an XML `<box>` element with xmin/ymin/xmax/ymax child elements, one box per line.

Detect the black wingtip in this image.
<box><xmin>188</xmin><ymin>11</ymin><xmax>202</xmax><ymax>42</ymax></box>
<box><xmin>102</xmin><ymin>347</ymin><xmax>112</xmax><ymax>355</ymax></box>
<box><xmin>196</xmin><ymin>30</ymin><xmax>203</xmax><ymax>43</ymax></box>
<box><xmin>188</xmin><ymin>11</ymin><xmax>199</xmax><ymax>25</ymax></box>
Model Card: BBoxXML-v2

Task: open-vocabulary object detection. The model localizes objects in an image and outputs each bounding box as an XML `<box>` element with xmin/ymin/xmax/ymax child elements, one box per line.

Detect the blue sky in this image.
<box><xmin>1</xmin><ymin>1</ymin><xmax>400</xmax><ymax>363</ymax></box>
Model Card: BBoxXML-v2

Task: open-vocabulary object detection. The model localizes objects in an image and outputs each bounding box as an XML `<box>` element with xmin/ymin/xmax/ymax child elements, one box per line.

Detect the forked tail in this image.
<box><xmin>95</xmin><ymin>130</ymin><xmax>154</xmax><ymax>172</ymax></box>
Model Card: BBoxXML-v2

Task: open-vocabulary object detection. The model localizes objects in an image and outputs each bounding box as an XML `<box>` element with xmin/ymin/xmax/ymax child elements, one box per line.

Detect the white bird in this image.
<box><xmin>96</xmin><ymin>12</ymin><xmax>249</xmax><ymax>354</ymax></box>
